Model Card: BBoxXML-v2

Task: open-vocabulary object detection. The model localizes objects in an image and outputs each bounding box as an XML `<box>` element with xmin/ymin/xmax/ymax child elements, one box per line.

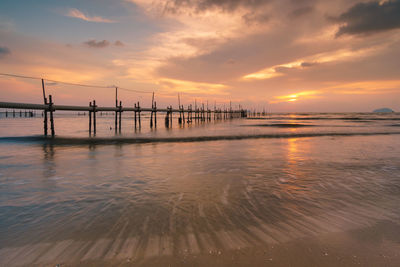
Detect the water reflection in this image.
<box><xmin>1</xmin><ymin>134</ymin><xmax>400</xmax><ymax>266</ymax></box>
<box><xmin>42</xmin><ymin>144</ymin><xmax>55</xmax><ymax>178</ymax></box>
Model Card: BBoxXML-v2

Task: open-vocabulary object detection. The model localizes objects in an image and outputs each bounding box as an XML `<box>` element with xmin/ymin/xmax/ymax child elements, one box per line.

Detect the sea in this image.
<box><xmin>0</xmin><ymin>112</ymin><xmax>400</xmax><ymax>266</ymax></box>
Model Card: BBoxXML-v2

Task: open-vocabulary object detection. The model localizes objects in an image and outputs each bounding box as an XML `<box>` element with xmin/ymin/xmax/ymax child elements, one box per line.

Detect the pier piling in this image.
<box><xmin>89</xmin><ymin>101</ymin><xmax>92</xmax><ymax>135</ymax></box>
<box><xmin>119</xmin><ymin>101</ymin><xmax>122</xmax><ymax>133</ymax></box>
<box><xmin>137</xmin><ymin>102</ymin><xmax>141</xmax><ymax>128</ymax></box>
<box><xmin>154</xmin><ymin>102</ymin><xmax>157</xmax><ymax>127</ymax></box>
<box><xmin>150</xmin><ymin>92</ymin><xmax>154</xmax><ymax>128</ymax></box>
<box><xmin>134</xmin><ymin>103</ymin><xmax>137</xmax><ymax>129</ymax></box>
<box><xmin>93</xmin><ymin>100</ymin><xmax>97</xmax><ymax>135</ymax></box>
<box><xmin>115</xmin><ymin>87</ymin><xmax>118</xmax><ymax>133</ymax></box>
<box><xmin>49</xmin><ymin>95</ymin><xmax>55</xmax><ymax>137</ymax></box>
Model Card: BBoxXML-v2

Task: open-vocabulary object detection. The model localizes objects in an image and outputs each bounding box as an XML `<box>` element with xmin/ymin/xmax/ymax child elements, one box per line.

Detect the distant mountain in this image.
<box><xmin>373</xmin><ymin>108</ymin><xmax>394</xmax><ymax>113</ymax></box>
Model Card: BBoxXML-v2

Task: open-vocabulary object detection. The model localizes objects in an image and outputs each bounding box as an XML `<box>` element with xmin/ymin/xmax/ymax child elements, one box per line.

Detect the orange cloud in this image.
<box><xmin>328</xmin><ymin>80</ymin><xmax>400</xmax><ymax>94</ymax></box>
<box><xmin>242</xmin><ymin>45</ymin><xmax>387</xmax><ymax>81</ymax></box>
<box><xmin>157</xmin><ymin>78</ymin><xmax>228</xmax><ymax>95</ymax></box>
<box><xmin>29</xmin><ymin>66</ymin><xmax>102</xmax><ymax>84</ymax></box>
<box><xmin>65</xmin><ymin>8</ymin><xmax>115</xmax><ymax>23</ymax></box>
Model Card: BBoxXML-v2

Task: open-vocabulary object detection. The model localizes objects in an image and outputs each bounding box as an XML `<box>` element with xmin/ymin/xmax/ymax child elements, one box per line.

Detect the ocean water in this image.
<box><xmin>1</xmin><ymin>113</ymin><xmax>400</xmax><ymax>266</ymax></box>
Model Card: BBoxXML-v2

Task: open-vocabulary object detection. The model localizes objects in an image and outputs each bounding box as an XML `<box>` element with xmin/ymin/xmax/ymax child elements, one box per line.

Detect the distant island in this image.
<box><xmin>373</xmin><ymin>108</ymin><xmax>394</xmax><ymax>113</ymax></box>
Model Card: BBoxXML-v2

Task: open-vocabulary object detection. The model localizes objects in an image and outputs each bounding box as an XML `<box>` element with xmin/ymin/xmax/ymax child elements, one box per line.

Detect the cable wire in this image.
<box><xmin>0</xmin><ymin>72</ymin><xmax>153</xmax><ymax>93</ymax></box>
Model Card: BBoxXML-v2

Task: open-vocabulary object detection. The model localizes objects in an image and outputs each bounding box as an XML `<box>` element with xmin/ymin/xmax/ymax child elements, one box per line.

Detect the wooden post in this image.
<box><xmin>182</xmin><ymin>105</ymin><xmax>185</xmax><ymax>124</ymax></box>
<box><xmin>93</xmin><ymin>100</ymin><xmax>97</xmax><ymax>135</ymax></box>
<box><xmin>195</xmin><ymin>99</ymin><xmax>197</xmax><ymax>122</ymax></box>
<box><xmin>41</xmin><ymin>79</ymin><xmax>48</xmax><ymax>136</ymax></box>
<box><xmin>115</xmin><ymin>87</ymin><xmax>118</xmax><ymax>133</ymax></box>
<box><xmin>89</xmin><ymin>101</ymin><xmax>92</xmax><ymax>135</ymax></box>
<box><xmin>190</xmin><ymin>105</ymin><xmax>193</xmax><ymax>122</ymax></box>
<box><xmin>49</xmin><ymin>95</ymin><xmax>55</xmax><ymax>137</ymax></box>
<box><xmin>150</xmin><ymin>107</ymin><xmax>153</xmax><ymax>128</ymax></box>
<box><xmin>138</xmin><ymin>102</ymin><xmax>141</xmax><ymax>128</ymax></box>
<box><xmin>134</xmin><ymin>103</ymin><xmax>137</xmax><ymax>129</ymax></box>
<box><xmin>150</xmin><ymin>92</ymin><xmax>154</xmax><ymax>128</ymax></box>
<box><xmin>165</xmin><ymin>108</ymin><xmax>169</xmax><ymax>128</ymax></box>
<box><xmin>171</xmin><ymin>106</ymin><xmax>173</xmax><ymax>126</ymax></box>
<box><xmin>178</xmin><ymin>94</ymin><xmax>182</xmax><ymax>124</ymax></box>
<box><xmin>202</xmin><ymin>103</ymin><xmax>205</xmax><ymax>121</ymax></box>
<box><xmin>154</xmin><ymin>101</ymin><xmax>157</xmax><ymax>127</ymax></box>
<box><xmin>119</xmin><ymin>101</ymin><xmax>122</xmax><ymax>133</ymax></box>
<box><xmin>187</xmin><ymin>105</ymin><xmax>190</xmax><ymax>123</ymax></box>
<box><xmin>178</xmin><ymin>105</ymin><xmax>182</xmax><ymax>124</ymax></box>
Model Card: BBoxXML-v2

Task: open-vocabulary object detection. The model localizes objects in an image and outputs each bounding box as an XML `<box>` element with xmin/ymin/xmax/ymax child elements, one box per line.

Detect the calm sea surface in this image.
<box><xmin>1</xmin><ymin>113</ymin><xmax>400</xmax><ymax>266</ymax></box>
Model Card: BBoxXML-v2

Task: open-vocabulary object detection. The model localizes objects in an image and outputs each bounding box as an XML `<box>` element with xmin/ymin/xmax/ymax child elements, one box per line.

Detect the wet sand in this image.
<box><xmin>1</xmin><ymin>114</ymin><xmax>400</xmax><ymax>266</ymax></box>
<box><xmin>1</xmin><ymin>220</ymin><xmax>400</xmax><ymax>266</ymax></box>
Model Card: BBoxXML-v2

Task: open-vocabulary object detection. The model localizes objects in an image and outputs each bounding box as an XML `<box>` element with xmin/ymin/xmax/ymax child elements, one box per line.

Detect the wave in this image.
<box><xmin>247</xmin><ymin>117</ymin><xmax>400</xmax><ymax>121</ymax></box>
<box><xmin>1</xmin><ymin>131</ymin><xmax>400</xmax><ymax>145</ymax></box>
<box><xmin>243</xmin><ymin>123</ymin><xmax>315</xmax><ymax>128</ymax></box>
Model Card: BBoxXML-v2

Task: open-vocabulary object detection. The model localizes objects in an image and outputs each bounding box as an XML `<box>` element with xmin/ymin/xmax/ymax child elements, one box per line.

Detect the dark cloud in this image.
<box><xmin>242</xmin><ymin>11</ymin><xmax>269</xmax><ymax>25</ymax></box>
<box><xmin>114</xmin><ymin>40</ymin><xmax>124</xmax><ymax>46</ymax></box>
<box><xmin>162</xmin><ymin>0</ymin><xmax>270</xmax><ymax>14</ymax></box>
<box><xmin>335</xmin><ymin>0</ymin><xmax>400</xmax><ymax>36</ymax></box>
<box><xmin>0</xmin><ymin>46</ymin><xmax>11</xmax><ymax>57</ymax></box>
<box><xmin>83</xmin><ymin>40</ymin><xmax>125</xmax><ymax>48</ymax></box>
<box><xmin>155</xmin><ymin>26</ymin><xmax>317</xmax><ymax>83</ymax></box>
<box><xmin>301</xmin><ymin>61</ymin><xmax>316</xmax><ymax>67</ymax></box>
<box><xmin>83</xmin><ymin>39</ymin><xmax>110</xmax><ymax>48</ymax></box>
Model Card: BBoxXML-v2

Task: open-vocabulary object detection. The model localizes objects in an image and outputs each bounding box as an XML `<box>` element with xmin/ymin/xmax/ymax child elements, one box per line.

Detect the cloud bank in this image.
<box><xmin>335</xmin><ymin>0</ymin><xmax>400</xmax><ymax>36</ymax></box>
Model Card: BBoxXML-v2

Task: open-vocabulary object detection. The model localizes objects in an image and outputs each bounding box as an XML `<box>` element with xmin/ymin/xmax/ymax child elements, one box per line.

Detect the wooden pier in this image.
<box><xmin>0</xmin><ymin>98</ymin><xmax>246</xmax><ymax>137</ymax></box>
<box><xmin>0</xmin><ymin>75</ymin><xmax>249</xmax><ymax>137</ymax></box>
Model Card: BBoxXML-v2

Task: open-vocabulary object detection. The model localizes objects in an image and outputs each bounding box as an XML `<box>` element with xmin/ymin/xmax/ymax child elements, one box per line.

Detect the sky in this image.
<box><xmin>0</xmin><ymin>0</ymin><xmax>400</xmax><ymax>112</ymax></box>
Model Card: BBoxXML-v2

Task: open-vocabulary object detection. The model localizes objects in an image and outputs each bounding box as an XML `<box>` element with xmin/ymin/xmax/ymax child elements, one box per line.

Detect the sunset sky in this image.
<box><xmin>0</xmin><ymin>0</ymin><xmax>399</xmax><ymax>111</ymax></box>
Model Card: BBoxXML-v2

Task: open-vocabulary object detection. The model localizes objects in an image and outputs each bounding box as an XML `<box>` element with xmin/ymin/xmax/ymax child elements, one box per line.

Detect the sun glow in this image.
<box><xmin>271</xmin><ymin>90</ymin><xmax>319</xmax><ymax>103</ymax></box>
